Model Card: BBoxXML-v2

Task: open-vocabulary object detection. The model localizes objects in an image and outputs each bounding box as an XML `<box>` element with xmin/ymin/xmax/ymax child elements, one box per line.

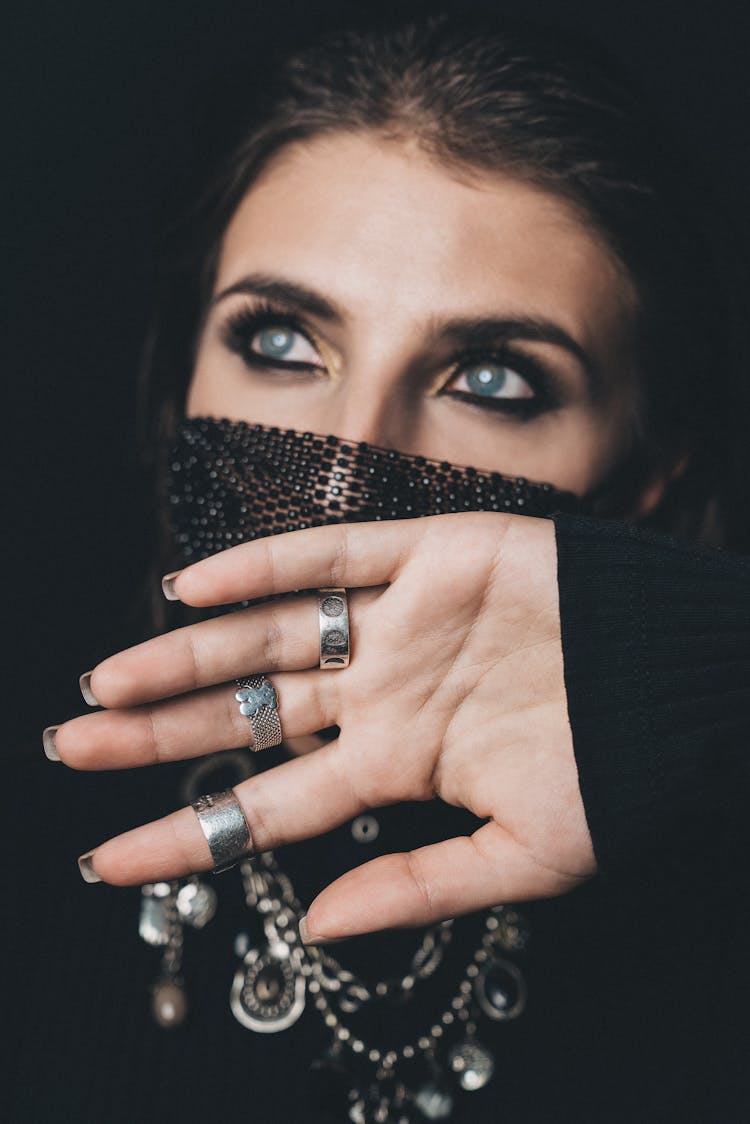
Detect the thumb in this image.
<box><xmin>302</xmin><ymin>822</ymin><xmax>586</xmax><ymax>942</ymax></box>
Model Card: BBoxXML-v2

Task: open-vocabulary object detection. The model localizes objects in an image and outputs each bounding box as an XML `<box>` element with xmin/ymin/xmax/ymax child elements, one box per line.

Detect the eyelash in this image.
<box><xmin>220</xmin><ymin>299</ymin><xmax>559</xmax><ymax>420</ymax></box>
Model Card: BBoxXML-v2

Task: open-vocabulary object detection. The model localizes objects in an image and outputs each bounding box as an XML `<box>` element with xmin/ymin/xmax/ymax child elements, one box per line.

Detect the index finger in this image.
<box><xmin>163</xmin><ymin>516</ymin><xmax>434</xmax><ymax>607</ymax></box>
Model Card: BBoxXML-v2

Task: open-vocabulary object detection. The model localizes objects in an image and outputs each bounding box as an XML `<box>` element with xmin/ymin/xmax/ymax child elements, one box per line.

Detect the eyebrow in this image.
<box><xmin>212</xmin><ymin>272</ymin><xmax>600</xmax><ymax>392</ymax></box>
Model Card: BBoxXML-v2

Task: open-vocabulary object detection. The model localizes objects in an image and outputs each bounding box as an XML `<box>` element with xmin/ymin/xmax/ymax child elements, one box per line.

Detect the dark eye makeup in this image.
<box><xmin>219</xmin><ymin>298</ymin><xmax>563</xmax><ymax>420</ymax></box>
<box><xmin>221</xmin><ymin>300</ymin><xmax>325</xmax><ymax>374</ymax></box>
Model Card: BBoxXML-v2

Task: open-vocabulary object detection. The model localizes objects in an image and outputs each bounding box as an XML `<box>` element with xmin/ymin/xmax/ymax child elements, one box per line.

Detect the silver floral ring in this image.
<box><xmin>235</xmin><ymin>674</ymin><xmax>282</xmax><ymax>751</ymax></box>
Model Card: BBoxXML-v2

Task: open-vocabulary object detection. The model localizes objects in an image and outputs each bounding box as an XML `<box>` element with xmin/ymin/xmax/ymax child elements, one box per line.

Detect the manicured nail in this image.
<box><xmin>43</xmin><ymin>725</ymin><xmax>60</xmax><ymax>761</ymax></box>
<box><xmin>78</xmin><ymin>851</ymin><xmax>102</xmax><ymax>883</ymax></box>
<box><xmin>79</xmin><ymin>671</ymin><xmax>98</xmax><ymax>707</ymax></box>
<box><xmin>298</xmin><ymin>913</ymin><xmax>344</xmax><ymax>945</ymax></box>
<box><xmin>162</xmin><ymin>571</ymin><xmax>182</xmax><ymax>601</ymax></box>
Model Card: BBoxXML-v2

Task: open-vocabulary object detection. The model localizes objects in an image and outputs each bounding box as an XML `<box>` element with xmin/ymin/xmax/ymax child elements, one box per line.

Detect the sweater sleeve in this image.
<box><xmin>551</xmin><ymin>513</ymin><xmax>750</xmax><ymax>884</ymax></box>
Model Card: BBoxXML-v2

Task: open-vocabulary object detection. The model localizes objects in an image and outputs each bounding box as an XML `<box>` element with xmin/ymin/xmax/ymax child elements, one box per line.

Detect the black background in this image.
<box><xmin>6</xmin><ymin>0</ymin><xmax>750</xmax><ymax>748</ymax></box>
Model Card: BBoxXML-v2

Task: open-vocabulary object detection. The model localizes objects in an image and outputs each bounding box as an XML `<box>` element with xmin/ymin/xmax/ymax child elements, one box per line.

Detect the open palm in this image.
<box><xmin>55</xmin><ymin>512</ymin><xmax>596</xmax><ymax>941</ymax></box>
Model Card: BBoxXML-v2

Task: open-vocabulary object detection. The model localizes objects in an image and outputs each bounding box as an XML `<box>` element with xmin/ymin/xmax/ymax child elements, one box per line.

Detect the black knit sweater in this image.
<box><xmin>8</xmin><ymin>514</ymin><xmax>750</xmax><ymax>1123</ymax></box>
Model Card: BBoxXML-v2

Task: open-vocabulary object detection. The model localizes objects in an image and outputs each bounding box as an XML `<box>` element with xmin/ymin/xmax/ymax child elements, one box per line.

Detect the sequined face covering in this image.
<box><xmin>166</xmin><ymin>415</ymin><xmax>586</xmax><ymax>562</ymax></box>
<box><xmin>143</xmin><ymin>415</ymin><xmax>589</xmax><ymax>1122</ymax></box>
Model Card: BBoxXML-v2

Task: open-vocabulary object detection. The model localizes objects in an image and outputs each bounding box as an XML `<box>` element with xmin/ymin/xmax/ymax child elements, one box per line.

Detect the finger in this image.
<box><xmin>57</xmin><ymin>669</ymin><xmax>336</xmax><ymax>770</ymax></box>
<box><xmin>165</xmin><ymin>516</ymin><xmax>436</xmax><ymax>607</ymax></box>
<box><xmin>303</xmin><ymin>823</ymin><xmax>588</xmax><ymax>941</ymax></box>
<box><xmin>87</xmin><ymin>588</ymin><xmax>374</xmax><ymax>708</ymax></box>
<box><xmin>79</xmin><ymin>737</ymin><xmax>369</xmax><ymax>885</ymax></box>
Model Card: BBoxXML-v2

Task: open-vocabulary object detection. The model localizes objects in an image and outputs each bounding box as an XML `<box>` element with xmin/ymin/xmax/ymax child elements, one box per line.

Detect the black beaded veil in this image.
<box><xmin>167</xmin><ymin>417</ymin><xmax>585</xmax><ymax>565</ymax></box>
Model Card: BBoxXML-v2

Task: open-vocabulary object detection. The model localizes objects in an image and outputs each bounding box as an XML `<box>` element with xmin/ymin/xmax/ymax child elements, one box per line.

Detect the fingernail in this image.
<box><xmin>298</xmin><ymin>913</ymin><xmax>344</xmax><ymax>946</ymax></box>
<box><xmin>162</xmin><ymin>571</ymin><xmax>182</xmax><ymax>601</ymax></box>
<box><xmin>78</xmin><ymin>851</ymin><xmax>102</xmax><ymax>883</ymax></box>
<box><xmin>79</xmin><ymin>671</ymin><xmax>98</xmax><ymax>707</ymax></box>
<box><xmin>43</xmin><ymin>725</ymin><xmax>60</xmax><ymax>761</ymax></box>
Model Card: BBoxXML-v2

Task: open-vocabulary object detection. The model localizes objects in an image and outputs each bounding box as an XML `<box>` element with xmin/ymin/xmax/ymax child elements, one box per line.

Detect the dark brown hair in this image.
<box><xmin>139</xmin><ymin>6</ymin><xmax>750</xmax><ymax>603</ymax></box>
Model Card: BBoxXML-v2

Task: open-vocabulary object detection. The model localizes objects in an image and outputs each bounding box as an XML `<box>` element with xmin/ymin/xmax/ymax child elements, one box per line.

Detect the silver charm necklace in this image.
<box><xmin>139</xmin><ymin>752</ymin><xmax>529</xmax><ymax>1123</ymax></box>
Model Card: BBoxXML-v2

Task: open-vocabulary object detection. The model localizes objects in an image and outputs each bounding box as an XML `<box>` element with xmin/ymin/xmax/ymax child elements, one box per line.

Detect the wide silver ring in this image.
<box><xmin>235</xmin><ymin>674</ymin><xmax>282</xmax><ymax>751</ymax></box>
<box><xmin>191</xmin><ymin>788</ymin><xmax>254</xmax><ymax>874</ymax></box>
<box><xmin>317</xmin><ymin>588</ymin><xmax>350</xmax><ymax>669</ymax></box>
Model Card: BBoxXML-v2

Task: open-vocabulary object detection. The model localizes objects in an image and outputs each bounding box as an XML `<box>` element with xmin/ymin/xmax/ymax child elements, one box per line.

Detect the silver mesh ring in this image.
<box><xmin>317</xmin><ymin>588</ymin><xmax>350</xmax><ymax>669</ymax></box>
<box><xmin>191</xmin><ymin>788</ymin><xmax>253</xmax><ymax>874</ymax></box>
<box><xmin>235</xmin><ymin>674</ymin><xmax>282</xmax><ymax>751</ymax></box>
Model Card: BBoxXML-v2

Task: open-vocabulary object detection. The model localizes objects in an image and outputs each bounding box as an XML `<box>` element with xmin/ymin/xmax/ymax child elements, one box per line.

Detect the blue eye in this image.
<box><xmin>465</xmin><ymin>363</ymin><xmax>509</xmax><ymax>396</ymax></box>
<box><xmin>222</xmin><ymin>305</ymin><xmax>324</xmax><ymax>370</ymax></box>
<box><xmin>253</xmin><ymin>323</ymin><xmax>321</xmax><ymax>365</ymax></box>
<box><xmin>447</xmin><ymin>359</ymin><xmax>535</xmax><ymax>403</ymax></box>
<box><xmin>257</xmin><ymin>326</ymin><xmax>297</xmax><ymax>358</ymax></box>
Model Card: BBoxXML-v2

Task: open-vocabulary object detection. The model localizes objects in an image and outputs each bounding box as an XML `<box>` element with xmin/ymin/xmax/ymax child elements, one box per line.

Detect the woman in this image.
<box><xmin>17</xmin><ymin>9</ymin><xmax>750</xmax><ymax>1123</ymax></box>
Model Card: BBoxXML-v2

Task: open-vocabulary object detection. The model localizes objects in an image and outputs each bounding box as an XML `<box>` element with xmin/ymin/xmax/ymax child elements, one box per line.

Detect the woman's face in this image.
<box><xmin>188</xmin><ymin>131</ymin><xmax>641</xmax><ymax>497</ymax></box>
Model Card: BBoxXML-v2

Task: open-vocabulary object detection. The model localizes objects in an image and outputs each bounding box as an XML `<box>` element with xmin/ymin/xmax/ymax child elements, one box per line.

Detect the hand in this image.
<box><xmin>54</xmin><ymin>512</ymin><xmax>596</xmax><ymax>941</ymax></box>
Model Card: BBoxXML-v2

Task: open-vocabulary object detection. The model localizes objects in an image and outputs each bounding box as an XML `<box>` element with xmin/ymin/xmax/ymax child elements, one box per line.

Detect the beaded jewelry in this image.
<box><xmin>140</xmin><ymin>753</ymin><xmax>530</xmax><ymax>1124</ymax></box>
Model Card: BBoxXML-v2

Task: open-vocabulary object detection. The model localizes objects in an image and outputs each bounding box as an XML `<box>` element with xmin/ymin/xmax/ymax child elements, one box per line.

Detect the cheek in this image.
<box><xmin>466</xmin><ymin>406</ymin><xmax>629</xmax><ymax>496</ymax></box>
<box><xmin>548</xmin><ymin>409</ymin><xmax>631</xmax><ymax>493</ymax></box>
<box><xmin>185</xmin><ymin>346</ymin><xmax>326</xmax><ymax>432</ymax></box>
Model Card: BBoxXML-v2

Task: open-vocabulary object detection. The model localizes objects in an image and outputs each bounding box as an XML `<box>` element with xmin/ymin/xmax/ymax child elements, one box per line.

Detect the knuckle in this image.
<box><xmin>263</xmin><ymin>605</ymin><xmax>285</xmax><ymax>668</ymax></box>
<box><xmin>143</xmin><ymin>704</ymin><xmax>185</xmax><ymax>765</ymax></box>
<box><xmin>404</xmin><ymin>851</ymin><xmax>437</xmax><ymax>918</ymax></box>
<box><xmin>183</xmin><ymin>629</ymin><xmax>204</xmax><ymax>691</ymax></box>
<box><xmin>328</xmin><ymin>526</ymin><xmax>349</xmax><ymax>585</ymax></box>
<box><xmin>260</xmin><ymin>536</ymin><xmax>279</xmax><ymax>590</ymax></box>
<box><xmin>142</xmin><ymin>707</ymin><xmax>165</xmax><ymax>764</ymax></box>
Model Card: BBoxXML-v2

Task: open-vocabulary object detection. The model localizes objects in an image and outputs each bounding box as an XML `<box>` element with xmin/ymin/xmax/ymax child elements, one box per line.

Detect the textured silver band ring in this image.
<box><xmin>191</xmin><ymin>788</ymin><xmax>254</xmax><ymax>874</ymax></box>
<box><xmin>235</xmin><ymin>674</ymin><xmax>282</xmax><ymax>751</ymax></box>
<box><xmin>317</xmin><ymin>587</ymin><xmax>350</xmax><ymax>669</ymax></box>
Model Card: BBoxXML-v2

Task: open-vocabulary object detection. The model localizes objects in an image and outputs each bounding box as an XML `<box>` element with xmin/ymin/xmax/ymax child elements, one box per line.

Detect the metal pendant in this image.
<box><xmin>474</xmin><ymin>956</ymin><xmax>527</xmax><ymax>1021</ymax></box>
<box><xmin>414</xmin><ymin>1080</ymin><xmax>454</xmax><ymax>1120</ymax></box>
<box><xmin>230</xmin><ymin>945</ymin><xmax>306</xmax><ymax>1033</ymax></box>
<box><xmin>448</xmin><ymin>1038</ymin><xmax>495</xmax><ymax>1091</ymax></box>
<box><xmin>151</xmin><ymin>977</ymin><xmax>189</xmax><ymax>1028</ymax></box>
<box><xmin>139</xmin><ymin>882</ymin><xmax>175</xmax><ymax>947</ymax></box>
<box><xmin>176</xmin><ymin>879</ymin><xmax>217</xmax><ymax>929</ymax></box>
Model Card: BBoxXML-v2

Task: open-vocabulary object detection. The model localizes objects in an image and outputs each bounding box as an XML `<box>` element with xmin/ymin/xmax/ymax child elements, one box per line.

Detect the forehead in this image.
<box><xmin>216</xmin><ymin>131</ymin><xmax>636</xmax><ymax>352</ymax></box>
